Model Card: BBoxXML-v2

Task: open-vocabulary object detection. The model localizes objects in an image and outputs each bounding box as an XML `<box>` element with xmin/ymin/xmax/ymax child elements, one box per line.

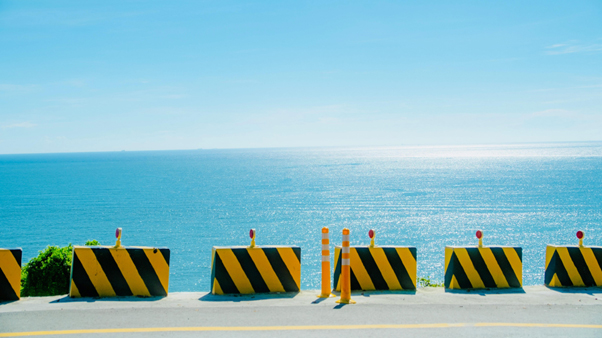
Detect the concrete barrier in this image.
<box><xmin>69</xmin><ymin>229</ymin><xmax>170</xmax><ymax>298</ymax></box>
<box><xmin>444</xmin><ymin>231</ymin><xmax>522</xmax><ymax>290</ymax></box>
<box><xmin>445</xmin><ymin>246</ymin><xmax>522</xmax><ymax>289</ymax></box>
<box><xmin>333</xmin><ymin>246</ymin><xmax>417</xmax><ymax>291</ymax></box>
<box><xmin>69</xmin><ymin>246</ymin><xmax>170</xmax><ymax>298</ymax></box>
<box><xmin>210</xmin><ymin>246</ymin><xmax>301</xmax><ymax>295</ymax></box>
<box><xmin>545</xmin><ymin>245</ymin><xmax>602</xmax><ymax>287</ymax></box>
<box><xmin>544</xmin><ymin>231</ymin><xmax>602</xmax><ymax>288</ymax></box>
<box><xmin>0</xmin><ymin>248</ymin><xmax>22</xmax><ymax>301</ymax></box>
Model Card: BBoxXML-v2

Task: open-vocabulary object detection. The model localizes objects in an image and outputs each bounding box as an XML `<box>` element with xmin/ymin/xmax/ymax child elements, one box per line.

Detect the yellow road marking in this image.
<box><xmin>475</xmin><ymin>323</ymin><xmax>602</xmax><ymax>328</ymax></box>
<box><xmin>1</xmin><ymin>323</ymin><xmax>601</xmax><ymax>337</ymax></box>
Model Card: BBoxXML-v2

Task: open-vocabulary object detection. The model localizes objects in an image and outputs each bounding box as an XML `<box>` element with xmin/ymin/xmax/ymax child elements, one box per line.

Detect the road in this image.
<box><xmin>1</xmin><ymin>286</ymin><xmax>601</xmax><ymax>337</ymax></box>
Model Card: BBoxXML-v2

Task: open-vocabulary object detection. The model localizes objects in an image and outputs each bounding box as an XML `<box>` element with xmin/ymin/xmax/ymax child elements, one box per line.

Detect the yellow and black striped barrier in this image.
<box><xmin>0</xmin><ymin>248</ymin><xmax>22</xmax><ymax>301</ymax></box>
<box><xmin>333</xmin><ymin>246</ymin><xmax>417</xmax><ymax>291</ymax></box>
<box><xmin>444</xmin><ymin>246</ymin><xmax>523</xmax><ymax>289</ymax></box>
<box><xmin>210</xmin><ymin>246</ymin><xmax>301</xmax><ymax>295</ymax></box>
<box><xmin>544</xmin><ymin>232</ymin><xmax>602</xmax><ymax>287</ymax></box>
<box><xmin>545</xmin><ymin>245</ymin><xmax>602</xmax><ymax>287</ymax></box>
<box><xmin>69</xmin><ymin>246</ymin><xmax>170</xmax><ymax>298</ymax></box>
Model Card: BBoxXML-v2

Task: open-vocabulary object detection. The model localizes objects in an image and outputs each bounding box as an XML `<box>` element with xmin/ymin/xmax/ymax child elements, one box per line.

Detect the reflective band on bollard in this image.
<box><xmin>336</xmin><ymin>228</ymin><xmax>355</xmax><ymax>304</ymax></box>
<box><xmin>318</xmin><ymin>227</ymin><xmax>334</xmax><ymax>298</ymax></box>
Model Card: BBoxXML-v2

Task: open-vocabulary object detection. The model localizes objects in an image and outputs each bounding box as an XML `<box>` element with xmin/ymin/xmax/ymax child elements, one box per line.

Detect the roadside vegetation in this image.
<box><xmin>20</xmin><ymin>240</ymin><xmax>100</xmax><ymax>297</ymax></box>
<box><xmin>418</xmin><ymin>276</ymin><xmax>444</xmax><ymax>287</ymax></box>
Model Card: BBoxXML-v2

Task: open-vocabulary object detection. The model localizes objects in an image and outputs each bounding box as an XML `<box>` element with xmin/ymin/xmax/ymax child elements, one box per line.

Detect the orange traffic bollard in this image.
<box><xmin>318</xmin><ymin>227</ymin><xmax>334</xmax><ymax>298</ymax></box>
<box><xmin>336</xmin><ymin>228</ymin><xmax>355</xmax><ymax>304</ymax></box>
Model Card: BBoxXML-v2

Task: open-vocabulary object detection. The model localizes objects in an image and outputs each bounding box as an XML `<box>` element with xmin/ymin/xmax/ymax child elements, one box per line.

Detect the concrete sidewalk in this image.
<box><xmin>1</xmin><ymin>286</ymin><xmax>601</xmax><ymax>337</ymax></box>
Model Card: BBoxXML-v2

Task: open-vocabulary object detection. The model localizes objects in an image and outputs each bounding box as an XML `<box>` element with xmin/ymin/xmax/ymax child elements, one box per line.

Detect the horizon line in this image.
<box><xmin>1</xmin><ymin>140</ymin><xmax>602</xmax><ymax>157</ymax></box>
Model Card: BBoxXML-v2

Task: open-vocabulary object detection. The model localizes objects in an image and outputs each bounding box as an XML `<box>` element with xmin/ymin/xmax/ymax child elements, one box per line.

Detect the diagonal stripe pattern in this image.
<box><xmin>0</xmin><ymin>248</ymin><xmax>22</xmax><ymax>301</ymax></box>
<box><xmin>69</xmin><ymin>246</ymin><xmax>170</xmax><ymax>298</ymax></box>
<box><xmin>444</xmin><ymin>246</ymin><xmax>522</xmax><ymax>289</ymax></box>
<box><xmin>210</xmin><ymin>246</ymin><xmax>301</xmax><ymax>295</ymax></box>
<box><xmin>333</xmin><ymin>246</ymin><xmax>417</xmax><ymax>291</ymax></box>
<box><xmin>544</xmin><ymin>245</ymin><xmax>602</xmax><ymax>287</ymax></box>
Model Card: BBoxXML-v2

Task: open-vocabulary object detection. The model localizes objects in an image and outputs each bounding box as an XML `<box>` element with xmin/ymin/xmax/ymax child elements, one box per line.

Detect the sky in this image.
<box><xmin>0</xmin><ymin>0</ymin><xmax>601</xmax><ymax>154</ymax></box>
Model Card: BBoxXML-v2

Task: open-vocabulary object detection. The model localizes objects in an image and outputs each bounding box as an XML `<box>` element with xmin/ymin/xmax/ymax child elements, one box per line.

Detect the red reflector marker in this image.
<box><xmin>368</xmin><ymin>229</ymin><xmax>374</xmax><ymax>239</ymax></box>
<box><xmin>577</xmin><ymin>231</ymin><xmax>584</xmax><ymax>239</ymax></box>
<box><xmin>476</xmin><ymin>230</ymin><xmax>483</xmax><ymax>239</ymax></box>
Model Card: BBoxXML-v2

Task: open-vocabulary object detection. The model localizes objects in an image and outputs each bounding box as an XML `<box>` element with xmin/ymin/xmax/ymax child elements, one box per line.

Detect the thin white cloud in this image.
<box><xmin>2</xmin><ymin>122</ymin><xmax>38</xmax><ymax>129</ymax></box>
<box><xmin>546</xmin><ymin>41</ymin><xmax>602</xmax><ymax>55</ymax></box>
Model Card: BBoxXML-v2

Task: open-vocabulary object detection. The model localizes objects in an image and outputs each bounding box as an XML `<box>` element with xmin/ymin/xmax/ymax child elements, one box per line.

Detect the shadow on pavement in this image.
<box><xmin>545</xmin><ymin>286</ymin><xmax>602</xmax><ymax>296</ymax></box>
<box><xmin>445</xmin><ymin>287</ymin><xmax>525</xmax><ymax>295</ymax></box>
<box><xmin>199</xmin><ymin>292</ymin><xmax>298</xmax><ymax>302</ymax></box>
<box><xmin>333</xmin><ymin>303</ymin><xmax>348</xmax><ymax>309</ymax></box>
<box><xmin>49</xmin><ymin>295</ymin><xmax>165</xmax><ymax>303</ymax></box>
<box><xmin>358</xmin><ymin>290</ymin><xmax>417</xmax><ymax>297</ymax></box>
<box><xmin>0</xmin><ymin>300</ymin><xmax>19</xmax><ymax>306</ymax></box>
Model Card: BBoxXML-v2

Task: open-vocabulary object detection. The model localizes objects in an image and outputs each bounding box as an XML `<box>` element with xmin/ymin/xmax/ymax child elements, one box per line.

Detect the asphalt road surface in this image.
<box><xmin>1</xmin><ymin>286</ymin><xmax>601</xmax><ymax>337</ymax></box>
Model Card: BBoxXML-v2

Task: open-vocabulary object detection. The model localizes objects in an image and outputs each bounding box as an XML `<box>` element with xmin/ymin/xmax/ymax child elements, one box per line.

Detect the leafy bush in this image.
<box><xmin>418</xmin><ymin>276</ymin><xmax>444</xmax><ymax>287</ymax></box>
<box><xmin>21</xmin><ymin>240</ymin><xmax>100</xmax><ymax>297</ymax></box>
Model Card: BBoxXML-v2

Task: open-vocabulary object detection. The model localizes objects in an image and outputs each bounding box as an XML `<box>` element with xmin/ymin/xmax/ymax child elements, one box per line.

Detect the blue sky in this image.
<box><xmin>1</xmin><ymin>0</ymin><xmax>601</xmax><ymax>154</ymax></box>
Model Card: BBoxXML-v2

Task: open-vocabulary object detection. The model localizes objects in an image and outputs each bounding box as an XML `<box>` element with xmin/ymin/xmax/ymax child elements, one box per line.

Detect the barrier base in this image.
<box><xmin>336</xmin><ymin>298</ymin><xmax>356</xmax><ymax>304</ymax></box>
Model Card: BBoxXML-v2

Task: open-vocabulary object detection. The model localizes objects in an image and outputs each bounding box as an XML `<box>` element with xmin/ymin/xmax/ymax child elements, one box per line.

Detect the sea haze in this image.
<box><xmin>1</xmin><ymin>142</ymin><xmax>601</xmax><ymax>291</ymax></box>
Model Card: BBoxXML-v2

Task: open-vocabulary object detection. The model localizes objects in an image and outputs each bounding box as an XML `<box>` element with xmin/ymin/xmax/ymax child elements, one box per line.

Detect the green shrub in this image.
<box><xmin>21</xmin><ymin>240</ymin><xmax>101</xmax><ymax>297</ymax></box>
<box><xmin>418</xmin><ymin>277</ymin><xmax>444</xmax><ymax>287</ymax></box>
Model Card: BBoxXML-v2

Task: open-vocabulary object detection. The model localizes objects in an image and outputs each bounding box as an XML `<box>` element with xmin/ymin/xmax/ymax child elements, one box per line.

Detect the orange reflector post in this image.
<box><xmin>318</xmin><ymin>227</ymin><xmax>334</xmax><ymax>298</ymax></box>
<box><xmin>336</xmin><ymin>228</ymin><xmax>355</xmax><ymax>304</ymax></box>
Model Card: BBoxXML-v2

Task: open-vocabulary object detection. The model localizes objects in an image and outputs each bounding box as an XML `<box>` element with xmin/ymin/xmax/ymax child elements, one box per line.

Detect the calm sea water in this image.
<box><xmin>1</xmin><ymin>143</ymin><xmax>601</xmax><ymax>291</ymax></box>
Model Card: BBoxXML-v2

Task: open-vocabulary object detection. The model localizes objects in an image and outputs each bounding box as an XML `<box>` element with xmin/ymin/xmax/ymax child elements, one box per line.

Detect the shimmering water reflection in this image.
<box><xmin>1</xmin><ymin>142</ymin><xmax>601</xmax><ymax>291</ymax></box>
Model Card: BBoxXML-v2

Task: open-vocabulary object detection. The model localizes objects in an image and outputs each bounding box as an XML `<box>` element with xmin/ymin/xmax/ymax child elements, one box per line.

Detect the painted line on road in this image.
<box><xmin>475</xmin><ymin>323</ymin><xmax>602</xmax><ymax>328</ymax></box>
<box><xmin>1</xmin><ymin>323</ymin><xmax>601</xmax><ymax>337</ymax></box>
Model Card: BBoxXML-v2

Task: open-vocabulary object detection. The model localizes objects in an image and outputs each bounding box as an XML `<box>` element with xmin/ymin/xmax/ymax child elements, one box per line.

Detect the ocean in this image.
<box><xmin>1</xmin><ymin>142</ymin><xmax>601</xmax><ymax>291</ymax></box>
